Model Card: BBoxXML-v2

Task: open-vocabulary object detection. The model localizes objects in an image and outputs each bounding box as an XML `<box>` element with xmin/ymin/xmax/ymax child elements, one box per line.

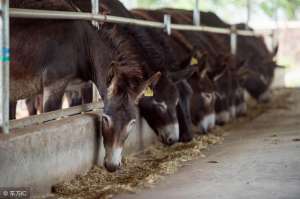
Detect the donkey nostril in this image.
<box><xmin>201</xmin><ymin>126</ymin><xmax>208</xmax><ymax>134</ymax></box>
<box><xmin>167</xmin><ymin>137</ymin><xmax>175</xmax><ymax>145</ymax></box>
<box><xmin>104</xmin><ymin>161</ymin><xmax>120</xmax><ymax>173</ymax></box>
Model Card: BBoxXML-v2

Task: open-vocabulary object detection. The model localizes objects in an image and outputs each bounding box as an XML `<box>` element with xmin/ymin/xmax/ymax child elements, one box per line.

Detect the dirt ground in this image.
<box><xmin>115</xmin><ymin>88</ymin><xmax>300</xmax><ymax>199</ymax></box>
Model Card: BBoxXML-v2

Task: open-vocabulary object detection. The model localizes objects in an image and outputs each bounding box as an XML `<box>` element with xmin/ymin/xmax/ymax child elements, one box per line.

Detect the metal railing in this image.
<box><xmin>0</xmin><ymin>0</ymin><xmax>9</xmax><ymax>134</ymax></box>
<box><xmin>10</xmin><ymin>8</ymin><xmax>261</xmax><ymax>36</ymax></box>
<box><xmin>0</xmin><ymin>0</ymin><xmax>276</xmax><ymax>134</ymax></box>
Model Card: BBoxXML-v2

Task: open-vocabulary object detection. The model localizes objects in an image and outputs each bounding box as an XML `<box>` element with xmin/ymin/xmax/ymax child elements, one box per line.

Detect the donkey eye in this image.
<box><xmin>175</xmin><ymin>98</ymin><xmax>179</xmax><ymax>106</ymax></box>
<box><xmin>158</xmin><ymin>104</ymin><xmax>167</xmax><ymax>112</ymax></box>
<box><xmin>153</xmin><ymin>100</ymin><xmax>168</xmax><ymax>112</ymax></box>
<box><xmin>202</xmin><ymin>93</ymin><xmax>212</xmax><ymax>101</ymax></box>
<box><xmin>102</xmin><ymin>114</ymin><xmax>112</xmax><ymax>129</ymax></box>
<box><xmin>126</xmin><ymin>119</ymin><xmax>136</xmax><ymax>133</ymax></box>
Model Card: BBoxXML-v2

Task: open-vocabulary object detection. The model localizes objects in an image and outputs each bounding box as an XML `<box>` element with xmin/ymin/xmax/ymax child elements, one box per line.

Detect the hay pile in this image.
<box><xmin>53</xmin><ymin>134</ymin><xmax>222</xmax><ymax>199</ymax></box>
<box><xmin>53</xmin><ymin>89</ymin><xmax>293</xmax><ymax>199</ymax></box>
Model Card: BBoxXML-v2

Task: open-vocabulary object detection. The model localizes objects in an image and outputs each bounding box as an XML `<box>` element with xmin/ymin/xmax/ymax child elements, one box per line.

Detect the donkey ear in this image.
<box><xmin>134</xmin><ymin>72</ymin><xmax>161</xmax><ymax>104</ymax></box>
<box><xmin>236</xmin><ymin>65</ymin><xmax>256</xmax><ymax>82</ymax></box>
<box><xmin>275</xmin><ymin>64</ymin><xmax>285</xmax><ymax>69</ymax></box>
<box><xmin>168</xmin><ymin>66</ymin><xmax>198</xmax><ymax>83</ymax></box>
<box><xmin>272</xmin><ymin>44</ymin><xmax>279</xmax><ymax>58</ymax></box>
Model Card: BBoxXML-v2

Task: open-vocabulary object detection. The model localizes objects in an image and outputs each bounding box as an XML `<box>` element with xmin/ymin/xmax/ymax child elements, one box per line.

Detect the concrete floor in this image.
<box><xmin>116</xmin><ymin>90</ymin><xmax>300</xmax><ymax>199</ymax></box>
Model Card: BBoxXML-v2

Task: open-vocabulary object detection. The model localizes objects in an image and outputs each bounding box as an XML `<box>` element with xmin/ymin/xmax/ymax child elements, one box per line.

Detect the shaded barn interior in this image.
<box><xmin>0</xmin><ymin>0</ymin><xmax>299</xmax><ymax>198</ymax></box>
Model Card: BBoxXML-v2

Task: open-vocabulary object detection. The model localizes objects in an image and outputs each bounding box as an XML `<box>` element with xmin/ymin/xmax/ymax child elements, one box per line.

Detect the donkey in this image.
<box><xmin>234</xmin><ymin>23</ymin><xmax>280</xmax><ymax>103</ymax></box>
<box><xmin>133</xmin><ymin>9</ymin><xmax>218</xmax><ymax>133</ymax></box>
<box><xmin>72</xmin><ymin>0</ymin><xmax>198</xmax><ymax>147</ymax></box>
<box><xmin>11</xmin><ymin>0</ymin><xmax>161</xmax><ymax>172</ymax></box>
<box><xmin>160</xmin><ymin>9</ymin><xmax>237</xmax><ymax>126</ymax></box>
<box><xmin>131</xmin><ymin>9</ymin><xmax>200</xmax><ymax>141</ymax></box>
<box><xmin>198</xmin><ymin>11</ymin><xmax>280</xmax><ymax>103</ymax></box>
<box><xmin>163</xmin><ymin>9</ymin><xmax>252</xmax><ymax>122</ymax></box>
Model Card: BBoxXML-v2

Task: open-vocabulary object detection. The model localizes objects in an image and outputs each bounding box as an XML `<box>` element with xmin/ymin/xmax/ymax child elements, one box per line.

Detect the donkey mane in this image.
<box><xmin>99</xmin><ymin>25</ymin><xmax>144</xmax><ymax>90</ymax></box>
<box><xmin>132</xmin><ymin>10</ymin><xmax>177</xmax><ymax>70</ymax></box>
<box><xmin>101</xmin><ymin>0</ymin><xmax>166</xmax><ymax>73</ymax></box>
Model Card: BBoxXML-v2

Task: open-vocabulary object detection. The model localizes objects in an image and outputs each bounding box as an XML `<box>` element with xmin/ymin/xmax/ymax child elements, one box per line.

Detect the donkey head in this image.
<box><xmin>237</xmin><ymin>56</ymin><xmax>279</xmax><ymax>104</ymax></box>
<box><xmin>187</xmin><ymin>52</ymin><xmax>216</xmax><ymax>133</ymax></box>
<box><xmin>138</xmin><ymin>64</ymin><xmax>197</xmax><ymax>146</ymax></box>
<box><xmin>102</xmin><ymin>71</ymin><xmax>161</xmax><ymax>172</ymax></box>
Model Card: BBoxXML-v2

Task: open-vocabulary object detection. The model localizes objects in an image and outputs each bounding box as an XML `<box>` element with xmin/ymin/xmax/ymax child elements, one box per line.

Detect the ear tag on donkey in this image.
<box><xmin>190</xmin><ymin>57</ymin><xmax>198</xmax><ymax>65</ymax></box>
<box><xmin>144</xmin><ymin>86</ymin><xmax>154</xmax><ymax>97</ymax></box>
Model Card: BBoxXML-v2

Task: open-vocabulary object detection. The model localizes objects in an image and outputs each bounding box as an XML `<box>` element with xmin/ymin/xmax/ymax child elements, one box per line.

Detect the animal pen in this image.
<box><xmin>0</xmin><ymin>0</ymin><xmax>276</xmax><ymax>133</ymax></box>
<box><xmin>2</xmin><ymin>0</ymin><xmax>299</xmax><ymax>198</ymax></box>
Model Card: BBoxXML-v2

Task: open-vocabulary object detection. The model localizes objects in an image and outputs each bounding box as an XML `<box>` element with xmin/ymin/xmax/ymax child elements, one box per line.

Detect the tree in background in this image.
<box><xmin>260</xmin><ymin>0</ymin><xmax>300</xmax><ymax>20</ymax></box>
<box><xmin>135</xmin><ymin>0</ymin><xmax>300</xmax><ymax>20</ymax></box>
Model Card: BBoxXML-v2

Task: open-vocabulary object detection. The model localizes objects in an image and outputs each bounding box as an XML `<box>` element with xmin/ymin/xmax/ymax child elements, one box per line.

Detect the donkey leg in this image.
<box><xmin>81</xmin><ymin>82</ymin><xmax>93</xmax><ymax>104</ymax></box>
<box><xmin>9</xmin><ymin>101</ymin><xmax>17</xmax><ymax>120</ymax></box>
<box><xmin>69</xmin><ymin>90</ymin><xmax>82</xmax><ymax>107</ymax></box>
<box><xmin>25</xmin><ymin>96</ymin><xmax>37</xmax><ymax>116</ymax></box>
<box><xmin>43</xmin><ymin>79</ymin><xmax>70</xmax><ymax>113</ymax></box>
<box><xmin>43</xmin><ymin>87</ymin><xmax>66</xmax><ymax>113</ymax></box>
<box><xmin>177</xmin><ymin>103</ymin><xmax>193</xmax><ymax>142</ymax></box>
<box><xmin>176</xmin><ymin>81</ymin><xmax>194</xmax><ymax>142</ymax></box>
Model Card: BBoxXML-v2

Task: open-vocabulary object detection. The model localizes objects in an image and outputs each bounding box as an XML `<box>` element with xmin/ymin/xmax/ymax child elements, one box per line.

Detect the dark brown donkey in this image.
<box><xmin>10</xmin><ymin>0</ymin><xmax>160</xmax><ymax>172</ymax></box>
<box><xmin>162</xmin><ymin>9</ymin><xmax>247</xmax><ymax>123</ymax></box>
<box><xmin>131</xmin><ymin>9</ymin><xmax>199</xmax><ymax>142</ymax></box>
<box><xmin>132</xmin><ymin>9</ymin><xmax>217</xmax><ymax>134</ymax></box>
<box><xmin>199</xmin><ymin>12</ymin><xmax>279</xmax><ymax>103</ymax></box>
<box><xmin>72</xmin><ymin>0</ymin><xmax>198</xmax><ymax>149</ymax></box>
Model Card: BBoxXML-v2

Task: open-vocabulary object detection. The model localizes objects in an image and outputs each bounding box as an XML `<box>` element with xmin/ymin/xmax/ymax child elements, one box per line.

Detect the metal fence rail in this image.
<box><xmin>10</xmin><ymin>8</ymin><xmax>263</xmax><ymax>37</ymax></box>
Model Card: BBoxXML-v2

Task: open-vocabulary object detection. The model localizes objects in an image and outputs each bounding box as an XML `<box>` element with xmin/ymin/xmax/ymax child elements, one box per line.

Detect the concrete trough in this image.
<box><xmin>0</xmin><ymin>111</ymin><xmax>157</xmax><ymax>197</ymax></box>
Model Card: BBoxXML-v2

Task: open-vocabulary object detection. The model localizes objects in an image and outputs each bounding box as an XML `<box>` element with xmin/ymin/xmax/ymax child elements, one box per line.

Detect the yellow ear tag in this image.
<box><xmin>190</xmin><ymin>57</ymin><xmax>198</xmax><ymax>65</ymax></box>
<box><xmin>144</xmin><ymin>86</ymin><xmax>154</xmax><ymax>97</ymax></box>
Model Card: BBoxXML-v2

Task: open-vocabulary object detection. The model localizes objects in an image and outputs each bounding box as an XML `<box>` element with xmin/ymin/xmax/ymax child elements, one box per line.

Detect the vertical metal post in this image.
<box><xmin>91</xmin><ymin>0</ymin><xmax>99</xmax><ymax>29</ymax></box>
<box><xmin>92</xmin><ymin>83</ymin><xmax>98</xmax><ymax>102</ymax></box>
<box><xmin>137</xmin><ymin>111</ymin><xmax>144</xmax><ymax>151</ymax></box>
<box><xmin>164</xmin><ymin>14</ymin><xmax>171</xmax><ymax>35</ymax></box>
<box><xmin>91</xmin><ymin>0</ymin><xmax>99</xmax><ymax>101</ymax></box>
<box><xmin>246</xmin><ymin>0</ymin><xmax>251</xmax><ymax>29</ymax></box>
<box><xmin>272</xmin><ymin>0</ymin><xmax>279</xmax><ymax>52</ymax></box>
<box><xmin>193</xmin><ymin>0</ymin><xmax>200</xmax><ymax>26</ymax></box>
<box><xmin>0</xmin><ymin>0</ymin><xmax>10</xmax><ymax>134</ymax></box>
<box><xmin>230</xmin><ymin>25</ymin><xmax>237</xmax><ymax>55</ymax></box>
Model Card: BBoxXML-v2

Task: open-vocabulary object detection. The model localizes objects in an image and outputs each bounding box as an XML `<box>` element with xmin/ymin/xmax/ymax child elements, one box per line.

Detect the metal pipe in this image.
<box><xmin>91</xmin><ymin>0</ymin><xmax>99</xmax><ymax>28</ymax></box>
<box><xmin>193</xmin><ymin>0</ymin><xmax>200</xmax><ymax>26</ymax></box>
<box><xmin>10</xmin><ymin>8</ymin><xmax>164</xmax><ymax>28</ymax></box>
<box><xmin>246</xmin><ymin>0</ymin><xmax>251</xmax><ymax>29</ymax></box>
<box><xmin>0</xmin><ymin>3</ymin><xmax>3</xmax><ymax>133</ymax></box>
<box><xmin>164</xmin><ymin>14</ymin><xmax>171</xmax><ymax>35</ymax></box>
<box><xmin>0</xmin><ymin>0</ymin><xmax>9</xmax><ymax>134</ymax></box>
<box><xmin>230</xmin><ymin>25</ymin><xmax>237</xmax><ymax>55</ymax></box>
<box><xmin>9</xmin><ymin>8</ymin><xmax>261</xmax><ymax>37</ymax></box>
<box><xmin>272</xmin><ymin>0</ymin><xmax>279</xmax><ymax>52</ymax></box>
